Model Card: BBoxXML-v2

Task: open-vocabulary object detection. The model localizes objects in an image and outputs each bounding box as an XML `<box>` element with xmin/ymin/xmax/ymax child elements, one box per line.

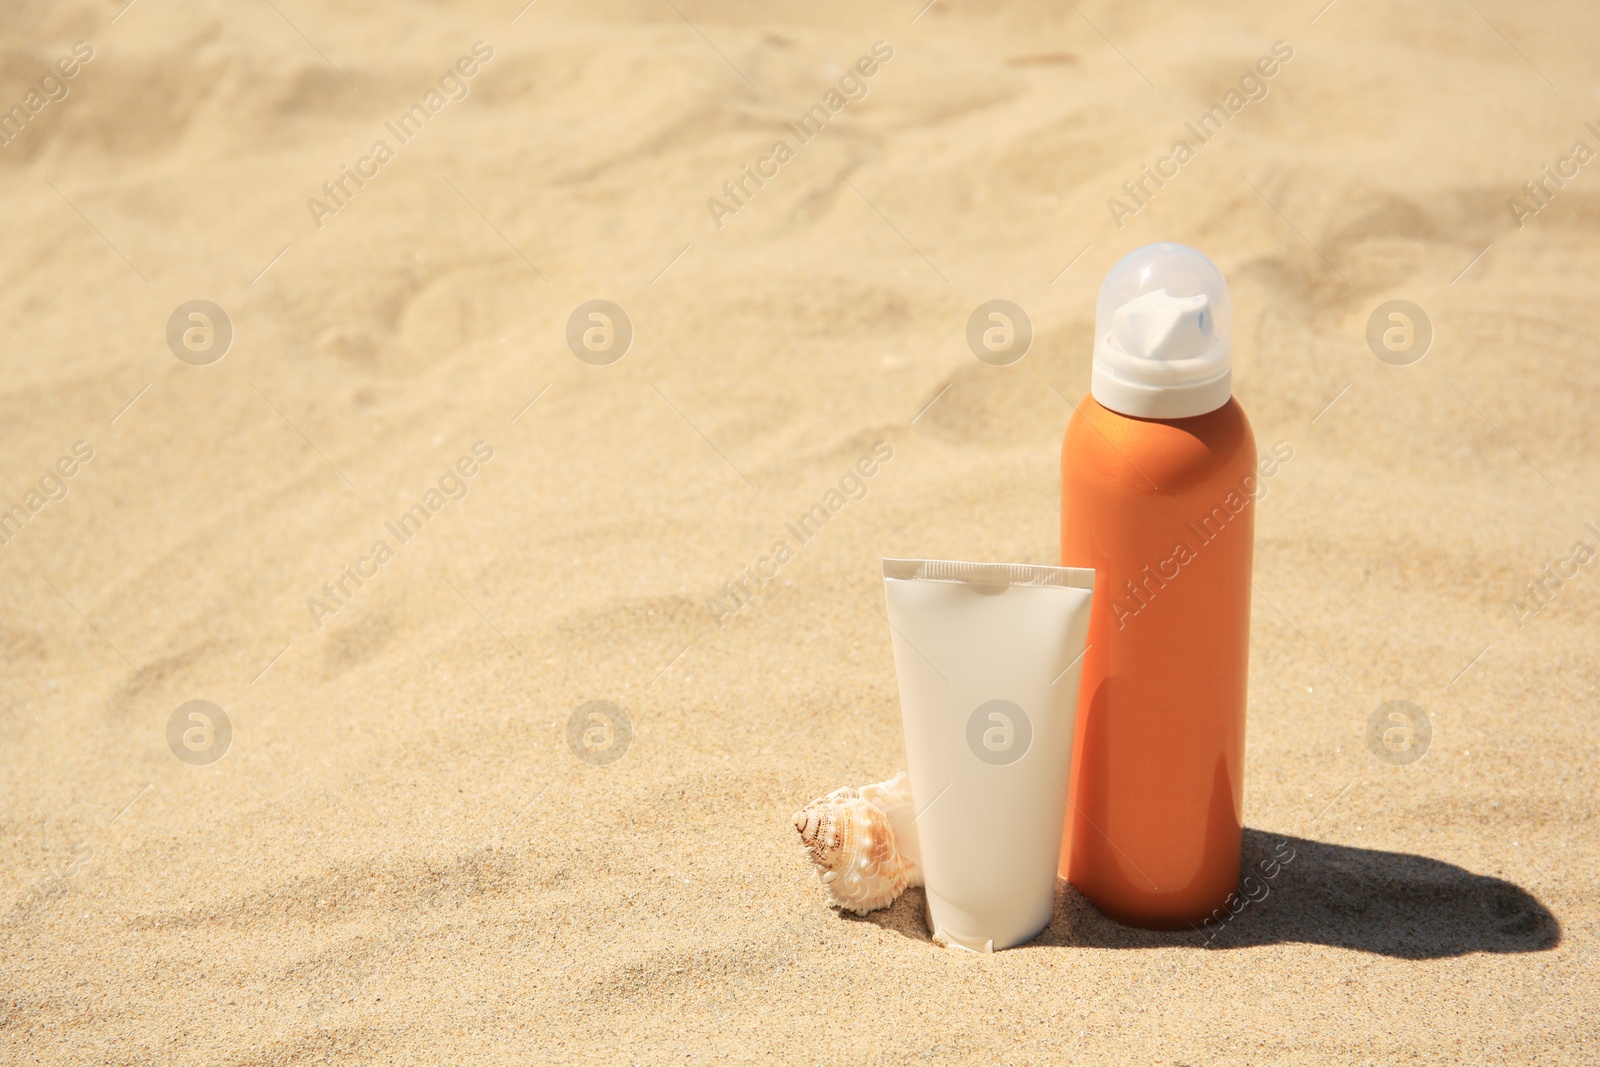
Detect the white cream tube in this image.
<box><xmin>882</xmin><ymin>558</ymin><xmax>1095</xmax><ymax>951</ymax></box>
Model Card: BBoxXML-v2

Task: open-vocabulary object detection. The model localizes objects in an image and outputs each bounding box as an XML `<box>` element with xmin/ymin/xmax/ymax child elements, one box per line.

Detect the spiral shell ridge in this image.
<box><xmin>792</xmin><ymin>773</ymin><xmax>922</xmax><ymax>915</ymax></box>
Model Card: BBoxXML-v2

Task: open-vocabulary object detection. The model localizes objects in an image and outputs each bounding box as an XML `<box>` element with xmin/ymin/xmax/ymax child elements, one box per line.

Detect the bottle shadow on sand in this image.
<box><xmin>855</xmin><ymin>828</ymin><xmax>1560</xmax><ymax>958</ymax></box>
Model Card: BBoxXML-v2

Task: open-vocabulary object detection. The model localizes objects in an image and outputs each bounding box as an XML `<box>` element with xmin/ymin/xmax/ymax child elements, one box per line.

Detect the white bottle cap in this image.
<box><xmin>1091</xmin><ymin>243</ymin><xmax>1233</xmax><ymax>419</ymax></box>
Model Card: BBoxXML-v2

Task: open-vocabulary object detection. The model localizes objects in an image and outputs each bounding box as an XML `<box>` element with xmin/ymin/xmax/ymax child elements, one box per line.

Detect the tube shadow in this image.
<box><xmin>855</xmin><ymin>829</ymin><xmax>1560</xmax><ymax>958</ymax></box>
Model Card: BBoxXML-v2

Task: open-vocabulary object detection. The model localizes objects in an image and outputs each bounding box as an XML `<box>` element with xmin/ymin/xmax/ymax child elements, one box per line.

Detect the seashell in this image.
<box><xmin>792</xmin><ymin>771</ymin><xmax>923</xmax><ymax>915</ymax></box>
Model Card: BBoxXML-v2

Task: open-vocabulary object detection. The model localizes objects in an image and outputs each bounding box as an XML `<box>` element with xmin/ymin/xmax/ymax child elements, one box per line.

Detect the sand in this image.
<box><xmin>2</xmin><ymin>0</ymin><xmax>1597</xmax><ymax>1062</ymax></box>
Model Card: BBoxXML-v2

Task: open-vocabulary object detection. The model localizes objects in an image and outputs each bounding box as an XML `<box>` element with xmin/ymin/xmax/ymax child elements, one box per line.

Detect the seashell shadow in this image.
<box><xmin>845</xmin><ymin>829</ymin><xmax>1561</xmax><ymax>959</ymax></box>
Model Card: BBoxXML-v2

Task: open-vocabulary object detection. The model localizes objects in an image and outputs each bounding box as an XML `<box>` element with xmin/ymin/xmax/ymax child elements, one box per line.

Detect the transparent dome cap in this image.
<box><xmin>1092</xmin><ymin>243</ymin><xmax>1233</xmax><ymax>419</ymax></box>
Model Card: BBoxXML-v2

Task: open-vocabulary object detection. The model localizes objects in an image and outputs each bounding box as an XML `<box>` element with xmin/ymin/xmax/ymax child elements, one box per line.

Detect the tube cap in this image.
<box><xmin>1091</xmin><ymin>243</ymin><xmax>1233</xmax><ymax>419</ymax></box>
<box><xmin>924</xmin><ymin>886</ymin><xmax>1052</xmax><ymax>953</ymax></box>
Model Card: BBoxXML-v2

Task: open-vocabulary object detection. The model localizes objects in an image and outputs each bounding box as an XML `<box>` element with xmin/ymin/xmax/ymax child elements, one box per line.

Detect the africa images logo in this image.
<box><xmin>966</xmin><ymin>700</ymin><xmax>1032</xmax><ymax>766</ymax></box>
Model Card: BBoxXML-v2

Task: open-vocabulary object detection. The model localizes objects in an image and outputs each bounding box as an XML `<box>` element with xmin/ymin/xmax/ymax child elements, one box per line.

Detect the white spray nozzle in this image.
<box><xmin>1091</xmin><ymin>243</ymin><xmax>1233</xmax><ymax>419</ymax></box>
<box><xmin>1108</xmin><ymin>289</ymin><xmax>1214</xmax><ymax>363</ymax></box>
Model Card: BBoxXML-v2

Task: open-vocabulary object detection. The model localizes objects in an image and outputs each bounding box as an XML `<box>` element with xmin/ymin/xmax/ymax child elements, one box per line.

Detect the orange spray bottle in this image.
<box><xmin>1060</xmin><ymin>243</ymin><xmax>1257</xmax><ymax>929</ymax></box>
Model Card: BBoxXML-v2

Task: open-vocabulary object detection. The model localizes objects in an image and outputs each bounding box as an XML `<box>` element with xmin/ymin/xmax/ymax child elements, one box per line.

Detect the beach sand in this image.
<box><xmin>2</xmin><ymin>0</ymin><xmax>1596</xmax><ymax>1062</ymax></box>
